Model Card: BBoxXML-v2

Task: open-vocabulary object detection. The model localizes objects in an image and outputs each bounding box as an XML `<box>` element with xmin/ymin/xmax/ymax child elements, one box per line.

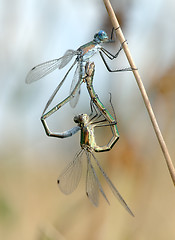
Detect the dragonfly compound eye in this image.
<box><xmin>98</xmin><ymin>30</ymin><xmax>108</xmax><ymax>41</ymax></box>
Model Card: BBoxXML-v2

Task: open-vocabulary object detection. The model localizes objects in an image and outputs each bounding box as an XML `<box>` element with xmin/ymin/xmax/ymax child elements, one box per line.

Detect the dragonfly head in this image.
<box><xmin>93</xmin><ymin>30</ymin><xmax>109</xmax><ymax>43</ymax></box>
<box><xmin>74</xmin><ymin>114</ymin><xmax>89</xmax><ymax>126</ymax></box>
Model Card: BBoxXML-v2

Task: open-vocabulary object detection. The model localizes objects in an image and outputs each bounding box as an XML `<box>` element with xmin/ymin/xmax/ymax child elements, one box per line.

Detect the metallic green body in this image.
<box><xmin>41</xmin><ymin>62</ymin><xmax>119</xmax><ymax>152</ymax></box>
<box><xmin>84</xmin><ymin>62</ymin><xmax>119</xmax><ymax>150</ymax></box>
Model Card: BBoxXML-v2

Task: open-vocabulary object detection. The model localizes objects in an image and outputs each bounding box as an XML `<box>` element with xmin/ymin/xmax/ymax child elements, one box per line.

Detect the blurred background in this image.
<box><xmin>1</xmin><ymin>0</ymin><xmax>175</xmax><ymax>239</ymax></box>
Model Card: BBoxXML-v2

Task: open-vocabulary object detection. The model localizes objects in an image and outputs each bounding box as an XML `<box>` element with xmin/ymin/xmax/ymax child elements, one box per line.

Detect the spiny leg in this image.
<box><xmin>93</xmin><ymin>124</ymin><xmax>119</xmax><ymax>152</ymax></box>
<box><xmin>89</xmin><ymin>99</ymin><xmax>104</xmax><ymax>123</ymax></box>
<box><xmin>100</xmin><ymin>38</ymin><xmax>137</xmax><ymax>72</ymax></box>
<box><xmin>99</xmin><ymin>50</ymin><xmax>133</xmax><ymax>72</ymax></box>
<box><xmin>100</xmin><ymin>39</ymin><xmax>127</xmax><ymax>60</ymax></box>
<box><xmin>108</xmin><ymin>92</ymin><xmax>117</xmax><ymax>122</ymax></box>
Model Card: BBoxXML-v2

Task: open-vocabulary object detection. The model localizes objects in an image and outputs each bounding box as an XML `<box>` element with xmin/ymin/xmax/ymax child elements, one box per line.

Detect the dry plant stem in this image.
<box><xmin>103</xmin><ymin>0</ymin><xmax>175</xmax><ymax>186</ymax></box>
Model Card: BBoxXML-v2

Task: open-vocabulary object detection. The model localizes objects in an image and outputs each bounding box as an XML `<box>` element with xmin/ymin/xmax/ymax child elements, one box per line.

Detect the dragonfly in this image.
<box><xmin>41</xmin><ymin>61</ymin><xmax>119</xmax><ymax>150</ymax></box>
<box><xmin>26</xmin><ymin>28</ymin><xmax>131</xmax><ymax>116</ymax></box>
<box><xmin>42</xmin><ymin>103</ymin><xmax>134</xmax><ymax>216</ymax></box>
<box><xmin>41</xmin><ymin>63</ymin><xmax>134</xmax><ymax>216</ymax></box>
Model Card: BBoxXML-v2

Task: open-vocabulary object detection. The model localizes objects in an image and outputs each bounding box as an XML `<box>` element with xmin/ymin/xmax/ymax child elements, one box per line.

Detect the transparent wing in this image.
<box><xmin>26</xmin><ymin>49</ymin><xmax>77</xmax><ymax>83</ymax></box>
<box><xmin>57</xmin><ymin>150</ymin><xmax>83</xmax><ymax>194</ymax></box>
<box><xmin>42</xmin><ymin>59</ymin><xmax>77</xmax><ymax>114</ymax></box>
<box><xmin>86</xmin><ymin>152</ymin><xmax>109</xmax><ymax>206</ymax></box>
<box><xmin>69</xmin><ymin>62</ymin><xmax>82</xmax><ymax>108</ymax></box>
<box><xmin>92</xmin><ymin>152</ymin><xmax>134</xmax><ymax>216</ymax></box>
<box><xmin>86</xmin><ymin>152</ymin><xmax>99</xmax><ymax>207</ymax></box>
<box><xmin>59</xmin><ymin>50</ymin><xmax>77</xmax><ymax>69</ymax></box>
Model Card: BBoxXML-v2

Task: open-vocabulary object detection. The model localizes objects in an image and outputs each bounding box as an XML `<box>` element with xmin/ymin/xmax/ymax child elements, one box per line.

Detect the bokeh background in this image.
<box><xmin>1</xmin><ymin>0</ymin><xmax>175</xmax><ymax>239</ymax></box>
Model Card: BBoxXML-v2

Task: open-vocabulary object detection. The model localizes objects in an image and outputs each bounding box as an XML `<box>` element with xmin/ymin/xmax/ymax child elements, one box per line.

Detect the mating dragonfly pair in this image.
<box><xmin>26</xmin><ymin>29</ymin><xmax>134</xmax><ymax>216</ymax></box>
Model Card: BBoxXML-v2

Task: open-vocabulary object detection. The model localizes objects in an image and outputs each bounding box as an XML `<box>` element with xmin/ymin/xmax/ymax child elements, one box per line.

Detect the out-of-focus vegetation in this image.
<box><xmin>1</xmin><ymin>0</ymin><xmax>175</xmax><ymax>239</ymax></box>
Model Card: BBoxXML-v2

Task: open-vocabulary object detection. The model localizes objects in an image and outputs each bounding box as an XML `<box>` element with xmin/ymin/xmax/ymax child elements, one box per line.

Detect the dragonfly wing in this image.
<box><xmin>92</xmin><ymin>152</ymin><xmax>134</xmax><ymax>216</ymax></box>
<box><xmin>70</xmin><ymin>87</ymin><xmax>81</xmax><ymax>108</ymax></box>
<box><xmin>26</xmin><ymin>49</ymin><xmax>77</xmax><ymax>83</ymax></box>
<box><xmin>59</xmin><ymin>49</ymin><xmax>78</xmax><ymax>69</ymax></box>
<box><xmin>58</xmin><ymin>150</ymin><xmax>83</xmax><ymax>194</ymax></box>
<box><xmin>86</xmin><ymin>152</ymin><xmax>99</xmax><ymax>207</ymax></box>
<box><xmin>42</xmin><ymin>59</ymin><xmax>77</xmax><ymax>114</ymax></box>
<box><xmin>86</xmin><ymin>152</ymin><xmax>109</xmax><ymax>206</ymax></box>
<box><xmin>69</xmin><ymin>62</ymin><xmax>82</xmax><ymax>108</ymax></box>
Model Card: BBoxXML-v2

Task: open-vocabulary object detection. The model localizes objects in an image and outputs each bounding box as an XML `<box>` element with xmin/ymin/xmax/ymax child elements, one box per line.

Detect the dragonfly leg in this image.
<box><xmin>101</xmin><ymin>39</ymin><xmax>128</xmax><ymax>60</ymax></box>
<box><xmin>90</xmin><ymin>111</ymin><xmax>119</xmax><ymax>152</ymax></box>
<box><xmin>110</xmin><ymin>27</ymin><xmax>115</xmax><ymax>42</ymax></box>
<box><xmin>94</xmin><ymin>107</ymin><xmax>119</xmax><ymax>151</ymax></box>
<box><xmin>89</xmin><ymin>99</ymin><xmax>103</xmax><ymax>121</ymax></box>
<box><xmin>100</xmin><ymin>46</ymin><xmax>122</xmax><ymax>60</ymax></box>
<box><xmin>109</xmin><ymin>27</ymin><xmax>121</xmax><ymax>41</ymax></box>
<box><xmin>99</xmin><ymin>51</ymin><xmax>133</xmax><ymax>72</ymax></box>
<box><xmin>108</xmin><ymin>92</ymin><xmax>117</xmax><ymax>123</ymax></box>
<box><xmin>100</xmin><ymin>39</ymin><xmax>137</xmax><ymax>72</ymax></box>
<box><xmin>92</xmin><ymin>92</ymin><xmax>117</xmax><ymax>127</ymax></box>
<box><xmin>89</xmin><ymin>99</ymin><xmax>94</xmax><ymax>117</ymax></box>
<box><xmin>93</xmin><ymin>121</ymin><xmax>119</xmax><ymax>152</ymax></box>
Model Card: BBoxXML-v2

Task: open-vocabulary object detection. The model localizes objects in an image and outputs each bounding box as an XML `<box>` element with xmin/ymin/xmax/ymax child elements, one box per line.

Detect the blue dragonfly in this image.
<box><xmin>26</xmin><ymin>29</ymin><xmax>131</xmax><ymax>116</ymax></box>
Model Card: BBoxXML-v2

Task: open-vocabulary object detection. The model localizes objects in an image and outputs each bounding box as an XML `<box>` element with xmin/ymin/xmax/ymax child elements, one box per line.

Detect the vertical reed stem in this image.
<box><xmin>103</xmin><ymin>0</ymin><xmax>175</xmax><ymax>186</ymax></box>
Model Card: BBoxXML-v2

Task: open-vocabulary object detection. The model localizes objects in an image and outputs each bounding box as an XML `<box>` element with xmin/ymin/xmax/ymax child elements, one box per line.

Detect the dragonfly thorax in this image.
<box><xmin>74</xmin><ymin>114</ymin><xmax>90</xmax><ymax>126</ymax></box>
<box><xmin>77</xmin><ymin>43</ymin><xmax>100</xmax><ymax>62</ymax></box>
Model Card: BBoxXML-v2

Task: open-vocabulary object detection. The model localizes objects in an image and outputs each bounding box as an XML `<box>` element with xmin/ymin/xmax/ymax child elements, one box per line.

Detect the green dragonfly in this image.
<box><xmin>41</xmin><ymin>63</ymin><xmax>134</xmax><ymax>216</ymax></box>
<box><xmin>41</xmin><ymin>62</ymin><xmax>119</xmax><ymax>150</ymax></box>
<box><xmin>41</xmin><ymin>60</ymin><xmax>122</xmax><ymax>146</ymax></box>
<box><xmin>42</xmin><ymin>106</ymin><xmax>134</xmax><ymax>216</ymax></box>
